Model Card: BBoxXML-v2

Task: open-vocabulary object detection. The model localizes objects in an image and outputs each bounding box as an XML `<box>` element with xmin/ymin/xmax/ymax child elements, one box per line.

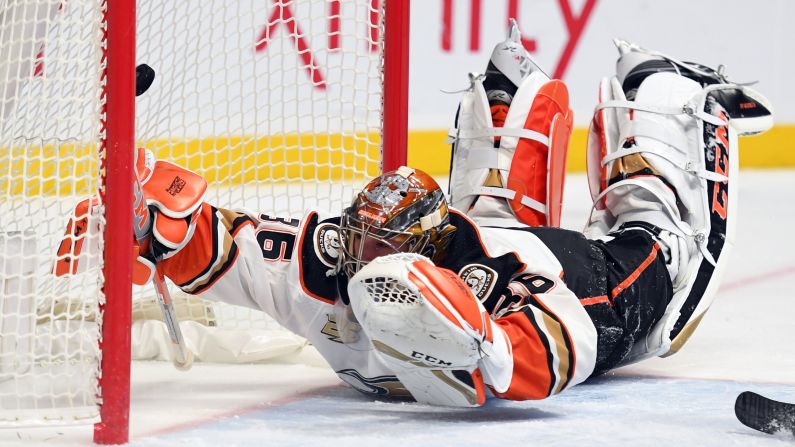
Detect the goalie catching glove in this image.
<box><xmin>54</xmin><ymin>148</ymin><xmax>207</xmax><ymax>285</ymax></box>
<box><xmin>347</xmin><ymin>253</ymin><xmax>513</xmax><ymax>407</ymax></box>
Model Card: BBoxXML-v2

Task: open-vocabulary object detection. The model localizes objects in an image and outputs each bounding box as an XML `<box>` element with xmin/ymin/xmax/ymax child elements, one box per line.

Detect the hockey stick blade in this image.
<box><xmin>735</xmin><ymin>391</ymin><xmax>795</xmax><ymax>436</ymax></box>
<box><xmin>136</xmin><ymin>63</ymin><xmax>155</xmax><ymax>96</ymax></box>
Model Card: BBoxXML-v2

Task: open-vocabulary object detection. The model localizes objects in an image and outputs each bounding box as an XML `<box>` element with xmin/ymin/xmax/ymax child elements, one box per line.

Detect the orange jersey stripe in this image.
<box><xmin>610</xmin><ymin>242</ymin><xmax>661</xmax><ymax>300</ymax></box>
<box><xmin>493</xmin><ymin>313</ymin><xmax>556</xmax><ymax>400</ymax></box>
<box><xmin>580</xmin><ymin>295</ymin><xmax>610</xmax><ymax>306</ymax></box>
<box><xmin>524</xmin><ymin>293</ymin><xmax>576</xmax><ymax>394</ymax></box>
<box><xmin>161</xmin><ymin>203</ymin><xmax>218</xmax><ymax>285</ymax></box>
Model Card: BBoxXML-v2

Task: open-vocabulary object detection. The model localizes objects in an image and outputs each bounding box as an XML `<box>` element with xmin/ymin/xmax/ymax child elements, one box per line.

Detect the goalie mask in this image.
<box><xmin>339</xmin><ymin>167</ymin><xmax>455</xmax><ymax>278</ymax></box>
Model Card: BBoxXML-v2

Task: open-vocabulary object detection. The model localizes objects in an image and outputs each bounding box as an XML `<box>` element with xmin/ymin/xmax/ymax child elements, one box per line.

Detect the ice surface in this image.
<box><xmin>131</xmin><ymin>379</ymin><xmax>795</xmax><ymax>447</ymax></box>
<box><xmin>2</xmin><ymin>170</ymin><xmax>793</xmax><ymax>446</ymax></box>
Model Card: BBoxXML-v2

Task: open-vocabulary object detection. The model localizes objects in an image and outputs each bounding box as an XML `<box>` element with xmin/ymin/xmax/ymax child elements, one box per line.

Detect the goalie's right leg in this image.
<box><xmin>584</xmin><ymin>40</ymin><xmax>773</xmax><ymax>363</ymax></box>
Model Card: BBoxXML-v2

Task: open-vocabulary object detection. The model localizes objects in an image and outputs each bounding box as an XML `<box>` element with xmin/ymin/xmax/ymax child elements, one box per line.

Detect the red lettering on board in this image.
<box><xmin>255</xmin><ymin>0</ymin><xmax>327</xmax><ymax>89</ymax></box>
<box><xmin>442</xmin><ymin>0</ymin><xmax>453</xmax><ymax>51</ymax></box>
<box><xmin>553</xmin><ymin>0</ymin><xmax>598</xmax><ymax>79</ymax></box>
<box><xmin>369</xmin><ymin>0</ymin><xmax>381</xmax><ymax>52</ymax></box>
<box><xmin>470</xmin><ymin>0</ymin><xmax>481</xmax><ymax>51</ymax></box>
<box><xmin>439</xmin><ymin>0</ymin><xmax>599</xmax><ymax>80</ymax></box>
<box><xmin>255</xmin><ymin>0</ymin><xmax>599</xmax><ymax>87</ymax></box>
<box><xmin>329</xmin><ymin>0</ymin><xmax>340</xmax><ymax>50</ymax></box>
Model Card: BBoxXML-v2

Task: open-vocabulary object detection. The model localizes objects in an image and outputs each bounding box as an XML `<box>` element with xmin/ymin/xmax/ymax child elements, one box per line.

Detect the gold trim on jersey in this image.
<box><xmin>180</xmin><ymin>208</ymin><xmax>245</xmax><ymax>294</ymax></box>
<box><xmin>538</xmin><ymin>310</ymin><xmax>573</xmax><ymax>394</ymax></box>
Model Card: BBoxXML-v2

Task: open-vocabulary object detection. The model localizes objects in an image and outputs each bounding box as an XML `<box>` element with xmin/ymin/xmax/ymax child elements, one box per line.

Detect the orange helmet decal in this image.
<box><xmin>339</xmin><ymin>167</ymin><xmax>455</xmax><ymax>277</ymax></box>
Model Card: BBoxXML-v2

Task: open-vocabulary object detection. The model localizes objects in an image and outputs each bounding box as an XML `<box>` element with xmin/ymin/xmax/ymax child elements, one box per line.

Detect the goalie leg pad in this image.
<box><xmin>584</xmin><ymin>53</ymin><xmax>773</xmax><ymax>363</ymax></box>
<box><xmin>448</xmin><ymin>73</ymin><xmax>572</xmax><ymax>227</ymax></box>
<box><xmin>347</xmin><ymin>253</ymin><xmax>513</xmax><ymax>407</ymax></box>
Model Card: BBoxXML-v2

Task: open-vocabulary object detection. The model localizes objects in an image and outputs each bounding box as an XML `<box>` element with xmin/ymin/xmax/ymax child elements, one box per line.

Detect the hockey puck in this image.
<box><xmin>136</xmin><ymin>64</ymin><xmax>155</xmax><ymax>96</ymax></box>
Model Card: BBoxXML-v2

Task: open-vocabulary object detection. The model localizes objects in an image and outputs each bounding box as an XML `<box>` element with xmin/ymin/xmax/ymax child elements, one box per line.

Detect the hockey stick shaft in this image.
<box><xmin>151</xmin><ymin>267</ymin><xmax>193</xmax><ymax>370</ymax></box>
<box><xmin>132</xmin><ymin>169</ymin><xmax>194</xmax><ymax>370</ymax></box>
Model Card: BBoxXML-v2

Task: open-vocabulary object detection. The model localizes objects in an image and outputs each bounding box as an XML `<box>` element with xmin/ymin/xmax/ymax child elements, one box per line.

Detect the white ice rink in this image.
<box><xmin>3</xmin><ymin>170</ymin><xmax>794</xmax><ymax>446</ymax></box>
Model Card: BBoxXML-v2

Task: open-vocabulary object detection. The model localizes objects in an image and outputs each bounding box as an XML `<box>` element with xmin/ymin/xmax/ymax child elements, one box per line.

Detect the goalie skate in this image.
<box><xmin>347</xmin><ymin>253</ymin><xmax>512</xmax><ymax>407</ymax></box>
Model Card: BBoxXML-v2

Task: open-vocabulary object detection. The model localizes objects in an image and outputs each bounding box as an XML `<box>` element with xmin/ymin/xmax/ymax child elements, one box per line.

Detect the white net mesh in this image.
<box><xmin>131</xmin><ymin>0</ymin><xmax>384</xmax><ymax>361</ymax></box>
<box><xmin>0</xmin><ymin>0</ymin><xmax>105</xmax><ymax>425</ymax></box>
<box><xmin>0</xmin><ymin>0</ymin><xmax>386</xmax><ymax>427</ymax></box>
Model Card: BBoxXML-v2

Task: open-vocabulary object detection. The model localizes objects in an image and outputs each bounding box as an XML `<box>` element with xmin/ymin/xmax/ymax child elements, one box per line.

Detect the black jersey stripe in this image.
<box><xmin>190</xmin><ymin>240</ymin><xmax>239</xmax><ymax>295</ymax></box>
<box><xmin>520</xmin><ymin>305</ymin><xmax>558</xmax><ymax>398</ymax></box>
<box><xmin>524</xmin><ymin>294</ymin><xmax>576</xmax><ymax>391</ymax></box>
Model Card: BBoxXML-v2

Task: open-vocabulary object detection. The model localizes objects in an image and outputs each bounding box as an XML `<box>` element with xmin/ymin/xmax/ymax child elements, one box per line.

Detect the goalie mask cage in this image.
<box><xmin>0</xmin><ymin>0</ymin><xmax>408</xmax><ymax>443</ymax></box>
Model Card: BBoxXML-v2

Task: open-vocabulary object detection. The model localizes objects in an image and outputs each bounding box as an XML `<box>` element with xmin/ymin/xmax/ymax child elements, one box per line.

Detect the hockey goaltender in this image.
<box><xmin>58</xmin><ymin>24</ymin><xmax>774</xmax><ymax>408</ymax></box>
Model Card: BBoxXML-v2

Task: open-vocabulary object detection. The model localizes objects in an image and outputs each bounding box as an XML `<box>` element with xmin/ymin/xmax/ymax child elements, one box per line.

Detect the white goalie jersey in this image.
<box><xmin>156</xmin><ymin>203</ymin><xmax>599</xmax><ymax>399</ymax></box>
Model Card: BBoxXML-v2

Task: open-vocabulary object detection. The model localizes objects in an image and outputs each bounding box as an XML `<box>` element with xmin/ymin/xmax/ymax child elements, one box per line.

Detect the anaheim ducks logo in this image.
<box><xmin>335</xmin><ymin>369</ymin><xmax>411</xmax><ymax>397</ymax></box>
<box><xmin>458</xmin><ymin>264</ymin><xmax>497</xmax><ymax>301</ymax></box>
<box><xmin>313</xmin><ymin>222</ymin><xmax>341</xmax><ymax>267</ymax></box>
<box><xmin>320</xmin><ymin>314</ymin><xmax>342</xmax><ymax>343</ymax></box>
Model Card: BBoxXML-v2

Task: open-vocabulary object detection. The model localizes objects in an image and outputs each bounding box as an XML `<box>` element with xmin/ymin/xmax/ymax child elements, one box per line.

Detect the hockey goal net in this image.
<box><xmin>0</xmin><ymin>0</ymin><xmax>407</xmax><ymax>443</ymax></box>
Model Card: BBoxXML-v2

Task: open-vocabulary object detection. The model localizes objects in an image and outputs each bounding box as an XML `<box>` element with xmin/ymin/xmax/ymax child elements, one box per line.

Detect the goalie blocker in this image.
<box><xmin>55</xmin><ymin>148</ymin><xmax>207</xmax><ymax>285</ymax></box>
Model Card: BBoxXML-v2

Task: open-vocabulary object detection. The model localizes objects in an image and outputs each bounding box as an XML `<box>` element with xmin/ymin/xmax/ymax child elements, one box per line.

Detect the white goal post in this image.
<box><xmin>0</xmin><ymin>0</ymin><xmax>408</xmax><ymax>443</ymax></box>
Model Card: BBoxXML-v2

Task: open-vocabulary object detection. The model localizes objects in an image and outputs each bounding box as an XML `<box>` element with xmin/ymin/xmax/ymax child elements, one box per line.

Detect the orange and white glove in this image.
<box><xmin>54</xmin><ymin>148</ymin><xmax>207</xmax><ymax>286</ymax></box>
<box><xmin>346</xmin><ymin>253</ymin><xmax>513</xmax><ymax>407</ymax></box>
<box><xmin>130</xmin><ymin>148</ymin><xmax>207</xmax><ymax>284</ymax></box>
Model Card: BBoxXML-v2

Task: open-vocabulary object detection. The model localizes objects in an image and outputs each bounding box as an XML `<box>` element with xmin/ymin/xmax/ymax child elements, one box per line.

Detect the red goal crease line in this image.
<box><xmin>719</xmin><ymin>265</ymin><xmax>795</xmax><ymax>293</ymax></box>
<box><xmin>138</xmin><ymin>383</ymin><xmax>345</xmax><ymax>439</ymax></box>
